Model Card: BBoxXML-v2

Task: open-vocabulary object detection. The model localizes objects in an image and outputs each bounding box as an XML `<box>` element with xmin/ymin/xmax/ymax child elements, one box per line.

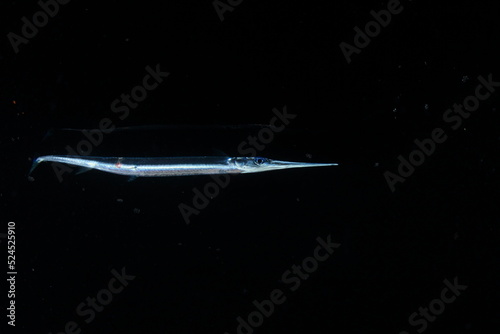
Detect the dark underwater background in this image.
<box><xmin>1</xmin><ymin>0</ymin><xmax>499</xmax><ymax>333</ymax></box>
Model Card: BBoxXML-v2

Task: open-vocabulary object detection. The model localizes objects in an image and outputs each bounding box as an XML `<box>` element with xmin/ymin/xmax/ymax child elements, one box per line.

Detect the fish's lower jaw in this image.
<box><xmin>238</xmin><ymin>162</ymin><xmax>338</xmax><ymax>174</ymax></box>
<box><xmin>315</xmin><ymin>163</ymin><xmax>339</xmax><ymax>167</ymax></box>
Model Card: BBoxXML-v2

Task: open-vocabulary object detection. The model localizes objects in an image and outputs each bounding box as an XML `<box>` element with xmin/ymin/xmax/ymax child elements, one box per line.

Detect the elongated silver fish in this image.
<box><xmin>30</xmin><ymin>155</ymin><xmax>338</xmax><ymax>177</ymax></box>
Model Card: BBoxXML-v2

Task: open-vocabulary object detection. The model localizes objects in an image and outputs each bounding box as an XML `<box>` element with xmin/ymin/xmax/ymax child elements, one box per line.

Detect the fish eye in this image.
<box><xmin>254</xmin><ymin>157</ymin><xmax>267</xmax><ymax>165</ymax></box>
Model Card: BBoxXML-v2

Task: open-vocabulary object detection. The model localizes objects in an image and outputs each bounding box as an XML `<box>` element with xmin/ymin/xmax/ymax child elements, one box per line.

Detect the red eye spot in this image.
<box><xmin>115</xmin><ymin>162</ymin><xmax>122</xmax><ymax>168</ymax></box>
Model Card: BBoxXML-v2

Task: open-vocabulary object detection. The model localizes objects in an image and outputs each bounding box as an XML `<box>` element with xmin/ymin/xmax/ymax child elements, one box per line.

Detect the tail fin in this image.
<box><xmin>29</xmin><ymin>157</ymin><xmax>44</xmax><ymax>175</ymax></box>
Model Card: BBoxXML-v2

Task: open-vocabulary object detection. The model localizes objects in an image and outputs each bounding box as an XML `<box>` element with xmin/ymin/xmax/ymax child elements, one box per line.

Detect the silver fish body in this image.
<box><xmin>30</xmin><ymin>155</ymin><xmax>338</xmax><ymax>177</ymax></box>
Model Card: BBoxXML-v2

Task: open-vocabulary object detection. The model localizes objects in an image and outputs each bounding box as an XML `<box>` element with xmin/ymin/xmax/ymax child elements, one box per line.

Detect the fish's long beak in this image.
<box><xmin>267</xmin><ymin>159</ymin><xmax>338</xmax><ymax>171</ymax></box>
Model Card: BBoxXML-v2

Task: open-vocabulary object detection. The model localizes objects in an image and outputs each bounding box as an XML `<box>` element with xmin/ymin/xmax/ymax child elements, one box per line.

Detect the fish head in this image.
<box><xmin>232</xmin><ymin>157</ymin><xmax>272</xmax><ymax>172</ymax></box>
<box><xmin>232</xmin><ymin>156</ymin><xmax>338</xmax><ymax>173</ymax></box>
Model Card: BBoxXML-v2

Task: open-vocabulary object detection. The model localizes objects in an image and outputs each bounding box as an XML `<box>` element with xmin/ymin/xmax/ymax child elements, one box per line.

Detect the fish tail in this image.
<box><xmin>29</xmin><ymin>157</ymin><xmax>45</xmax><ymax>175</ymax></box>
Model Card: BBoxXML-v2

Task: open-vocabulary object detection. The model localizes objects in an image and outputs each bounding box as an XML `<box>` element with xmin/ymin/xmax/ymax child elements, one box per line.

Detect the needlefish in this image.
<box><xmin>30</xmin><ymin>155</ymin><xmax>338</xmax><ymax>177</ymax></box>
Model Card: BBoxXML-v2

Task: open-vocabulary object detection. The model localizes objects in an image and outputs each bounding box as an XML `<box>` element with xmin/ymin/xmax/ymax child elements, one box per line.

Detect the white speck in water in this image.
<box><xmin>374</xmin><ymin>162</ymin><xmax>379</xmax><ymax>167</ymax></box>
<box><xmin>305</xmin><ymin>153</ymin><xmax>312</xmax><ymax>159</ymax></box>
<box><xmin>462</xmin><ymin>75</ymin><xmax>469</xmax><ymax>83</ymax></box>
<box><xmin>424</xmin><ymin>104</ymin><xmax>429</xmax><ymax>110</ymax></box>
<box><xmin>116</xmin><ymin>198</ymin><xmax>124</xmax><ymax>203</ymax></box>
<box><xmin>133</xmin><ymin>208</ymin><xmax>140</xmax><ymax>214</ymax></box>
